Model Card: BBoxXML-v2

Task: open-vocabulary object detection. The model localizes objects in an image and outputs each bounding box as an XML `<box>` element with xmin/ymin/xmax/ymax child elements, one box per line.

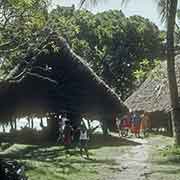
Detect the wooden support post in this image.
<box><xmin>31</xmin><ymin>117</ymin><xmax>34</xmax><ymax>129</ymax></box>
<box><xmin>168</xmin><ymin>112</ymin><xmax>173</xmax><ymax>137</ymax></box>
<box><xmin>46</xmin><ymin>113</ymin><xmax>59</xmax><ymax>141</ymax></box>
<box><xmin>101</xmin><ymin>118</ymin><xmax>109</xmax><ymax>137</ymax></box>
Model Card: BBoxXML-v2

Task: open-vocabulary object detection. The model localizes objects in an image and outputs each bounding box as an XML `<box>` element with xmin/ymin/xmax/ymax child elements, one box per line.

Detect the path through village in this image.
<box><xmin>0</xmin><ymin>134</ymin><xmax>180</xmax><ymax>180</ymax></box>
<box><xmin>102</xmin><ymin>135</ymin><xmax>180</xmax><ymax>180</ymax></box>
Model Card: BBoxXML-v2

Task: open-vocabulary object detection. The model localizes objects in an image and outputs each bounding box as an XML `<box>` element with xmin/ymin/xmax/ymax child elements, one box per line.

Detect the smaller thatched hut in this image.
<box><xmin>0</xmin><ymin>32</ymin><xmax>127</xmax><ymax>139</ymax></box>
<box><xmin>125</xmin><ymin>56</ymin><xmax>180</xmax><ymax>134</ymax></box>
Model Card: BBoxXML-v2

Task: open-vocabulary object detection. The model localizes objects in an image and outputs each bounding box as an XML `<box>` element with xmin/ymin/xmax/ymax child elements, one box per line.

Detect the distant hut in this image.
<box><xmin>125</xmin><ymin>56</ymin><xmax>180</xmax><ymax>135</ymax></box>
<box><xmin>0</xmin><ymin>32</ymin><xmax>127</xmax><ymax>139</ymax></box>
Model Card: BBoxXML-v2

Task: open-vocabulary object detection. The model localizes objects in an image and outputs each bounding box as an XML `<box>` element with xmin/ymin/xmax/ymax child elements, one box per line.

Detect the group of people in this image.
<box><xmin>57</xmin><ymin>115</ymin><xmax>89</xmax><ymax>158</ymax></box>
<box><xmin>116</xmin><ymin>111</ymin><xmax>151</xmax><ymax>138</ymax></box>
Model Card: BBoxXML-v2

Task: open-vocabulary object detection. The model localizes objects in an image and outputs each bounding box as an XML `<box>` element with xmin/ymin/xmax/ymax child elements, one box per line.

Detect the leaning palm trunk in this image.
<box><xmin>166</xmin><ymin>0</ymin><xmax>180</xmax><ymax>145</ymax></box>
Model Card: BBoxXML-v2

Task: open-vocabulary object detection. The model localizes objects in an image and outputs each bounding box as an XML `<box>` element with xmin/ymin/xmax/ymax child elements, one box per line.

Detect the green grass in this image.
<box><xmin>159</xmin><ymin>145</ymin><xmax>180</xmax><ymax>163</ymax></box>
<box><xmin>149</xmin><ymin>137</ymin><xmax>180</xmax><ymax>180</ymax></box>
<box><xmin>161</xmin><ymin>145</ymin><xmax>180</xmax><ymax>156</ymax></box>
<box><xmin>2</xmin><ymin>135</ymin><xmax>179</xmax><ymax>180</ymax></box>
<box><xmin>0</xmin><ymin>135</ymin><xmax>133</xmax><ymax>180</ymax></box>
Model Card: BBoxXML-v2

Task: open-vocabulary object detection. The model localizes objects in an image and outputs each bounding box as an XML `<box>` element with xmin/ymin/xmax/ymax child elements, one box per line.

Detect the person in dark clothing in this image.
<box><xmin>131</xmin><ymin>111</ymin><xmax>141</xmax><ymax>138</ymax></box>
<box><xmin>72</xmin><ymin>126</ymin><xmax>80</xmax><ymax>148</ymax></box>
<box><xmin>63</xmin><ymin>121</ymin><xmax>73</xmax><ymax>154</ymax></box>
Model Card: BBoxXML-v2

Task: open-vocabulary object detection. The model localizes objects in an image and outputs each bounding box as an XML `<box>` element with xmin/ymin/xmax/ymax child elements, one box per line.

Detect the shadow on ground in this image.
<box><xmin>89</xmin><ymin>134</ymin><xmax>141</xmax><ymax>149</ymax></box>
<box><xmin>0</xmin><ymin>135</ymin><xmax>135</xmax><ymax>175</ymax></box>
<box><xmin>0</xmin><ymin>135</ymin><xmax>140</xmax><ymax>160</ymax></box>
<box><xmin>0</xmin><ymin>134</ymin><xmax>141</xmax><ymax>149</ymax></box>
<box><xmin>0</xmin><ymin>134</ymin><xmax>142</xmax><ymax>179</ymax></box>
<box><xmin>0</xmin><ymin>143</ymin><xmax>118</xmax><ymax>176</ymax></box>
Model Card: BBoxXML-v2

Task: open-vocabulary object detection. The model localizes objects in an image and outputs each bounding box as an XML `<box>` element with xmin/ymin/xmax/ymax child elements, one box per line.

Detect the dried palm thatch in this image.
<box><xmin>0</xmin><ymin>32</ymin><xmax>127</xmax><ymax>123</ymax></box>
<box><xmin>125</xmin><ymin>55</ymin><xmax>180</xmax><ymax>113</ymax></box>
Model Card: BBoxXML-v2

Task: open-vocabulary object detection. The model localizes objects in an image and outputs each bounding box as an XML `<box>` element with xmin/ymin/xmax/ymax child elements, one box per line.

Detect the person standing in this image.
<box><xmin>116</xmin><ymin>114</ymin><xmax>122</xmax><ymax>137</ymax></box>
<box><xmin>121</xmin><ymin>112</ymin><xmax>132</xmax><ymax>137</ymax></box>
<box><xmin>141</xmin><ymin>112</ymin><xmax>151</xmax><ymax>137</ymax></box>
<box><xmin>79</xmin><ymin>125</ymin><xmax>89</xmax><ymax>158</ymax></box>
<box><xmin>131</xmin><ymin>111</ymin><xmax>141</xmax><ymax>138</ymax></box>
<box><xmin>72</xmin><ymin>126</ymin><xmax>80</xmax><ymax>148</ymax></box>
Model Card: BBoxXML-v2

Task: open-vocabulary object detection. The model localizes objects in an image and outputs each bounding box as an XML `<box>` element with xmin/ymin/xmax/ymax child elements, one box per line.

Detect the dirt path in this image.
<box><xmin>106</xmin><ymin>136</ymin><xmax>177</xmax><ymax>180</ymax></box>
<box><xmin>114</xmin><ymin>138</ymin><xmax>151</xmax><ymax>180</ymax></box>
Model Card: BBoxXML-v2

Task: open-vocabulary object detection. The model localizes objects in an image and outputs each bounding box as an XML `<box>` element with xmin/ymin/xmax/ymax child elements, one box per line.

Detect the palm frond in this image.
<box><xmin>79</xmin><ymin>0</ymin><xmax>99</xmax><ymax>8</ymax></box>
<box><xmin>157</xmin><ymin>0</ymin><xmax>170</xmax><ymax>23</ymax></box>
<box><xmin>121</xmin><ymin>0</ymin><xmax>130</xmax><ymax>7</ymax></box>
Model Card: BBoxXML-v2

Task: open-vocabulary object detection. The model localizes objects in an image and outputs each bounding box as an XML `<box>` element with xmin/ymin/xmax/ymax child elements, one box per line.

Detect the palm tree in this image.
<box><xmin>158</xmin><ymin>0</ymin><xmax>180</xmax><ymax>145</ymax></box>
<box><xmin>165</xmin><ymin>0</ymin><xmax>180</xmax><ymax>145</ymax></box>
<box><xmin>80</xmin><ymin>0</ymin><xmax>180</xmax><ymax>145</ymax></box>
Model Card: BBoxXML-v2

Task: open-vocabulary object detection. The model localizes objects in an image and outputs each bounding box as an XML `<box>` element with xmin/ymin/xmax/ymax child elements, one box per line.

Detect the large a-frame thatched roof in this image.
<box><xmin>0</xmin><ymin>32</ymin><xmax>127</xmax><ymax>122</ymax></box>
<box><xmin>125</xmin><ymin>55</ymin><xmax>180</xmax><ymax>112</ymax></box>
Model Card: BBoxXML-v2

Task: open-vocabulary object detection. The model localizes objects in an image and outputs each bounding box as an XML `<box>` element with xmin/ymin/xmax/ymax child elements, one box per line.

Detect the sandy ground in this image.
<box><xmin>106</xmin><ymin>136</ymin><xmax>180</xmax><ymax>180</ymax></box>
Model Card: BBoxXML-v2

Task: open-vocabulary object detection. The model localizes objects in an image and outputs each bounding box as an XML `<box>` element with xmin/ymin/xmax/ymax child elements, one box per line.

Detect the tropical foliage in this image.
<box><xmin>80</xmin><ymin>0</ymin><xmax>180</xmax><ymax>144</ymax></box>
<box><xmin>0</xmin><ymin>0</ymin><xmax>49</xmax><ymax>76</ymax></box>
<box><xmin>0</xmin><ymin>2</ymin><xmax>164</xmax><ymax>100</ymax></box>
<box><xmin>48</xmin><ymin>6</ymin><xmax>164</xmax><ymax>99</ymax></box>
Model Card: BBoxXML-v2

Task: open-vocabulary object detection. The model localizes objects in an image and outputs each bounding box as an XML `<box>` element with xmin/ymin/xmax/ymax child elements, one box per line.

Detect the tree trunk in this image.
<box><xmin>14</xmin><ymin>118</ymin><xmax>17</xmax><ymax>130</ymax></box>
<box><xmin>27</xmin><ymin>117</ymin><xmax>31</xmax><ymax>127</ymax></box>
<box><xmin>40</xmin><ymin>117</ymin><xmax>43</xmax><ymax>125</ymax></box>
<box><xmin>167</xmin><ymin>0</ymin><xmax>180</xmax><ymax>144</ymax></box>
<box><xmin>10</xmin><ymin>119</ymin><xmax>14</xmax><ymax>131</ymax></box>
<box><xmin>31</xmin><ymin>117</ymin><xmax>34</xmax><ymax>129</ymax></box>
<box><xmin>46</xmin><ymin>113</ymin><xmax>59</xmax><ymax>141</ymax></box>
<box><xmin>2</xmin><ymin>125</ymin><xmax>5</xmax><ymax>133</ymax></box>
<box><xmin>168</xmin><ymin>112</ymin><xmax>173</xmax><ymax>137</ymax></box>
<box><xmin>101</xmin><ymin>117</ymin><xmax>109</xmax><ymax>136</ymax></box>
<box><xmin>40</xmin><ymin>117</ymin><xmax>44</xmax><ymax>128</ymax></box>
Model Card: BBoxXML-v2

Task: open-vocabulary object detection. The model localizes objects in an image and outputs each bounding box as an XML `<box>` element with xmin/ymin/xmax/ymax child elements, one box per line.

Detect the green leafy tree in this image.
<box><xmin>80</xmin><ymin>0</ymin><xmax>180</xmax><ymax>145</ymax></box>
<box><xmin>0</xmin><ymin>1</ymin><xmax>164</xmax><ymax>100</ymax></box>
<box><xmin>0</xmin><ymin>0</ymin><xmax>49</xmax><ymax>76</ymax></box>
<box><xmin>133</xmin><ymin>58</ymin><xmax>161</xmax><ymax>83</ymax></box>
<box><xmin>48</xmin><ymin>6</ymin><xmax>163</xmax><ymax>99</ymax></box>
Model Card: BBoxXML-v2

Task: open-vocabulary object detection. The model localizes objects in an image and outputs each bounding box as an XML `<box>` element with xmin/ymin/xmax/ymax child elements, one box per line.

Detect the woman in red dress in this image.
<box><xmin>131</xmin><ymin>112</ymin><xmax>141</xmax><ymax>138</ymax></box>
<box><xmin>120</xmin><ymin>113</ymin><xmax>131</xmax><ymax>137</ymax></box>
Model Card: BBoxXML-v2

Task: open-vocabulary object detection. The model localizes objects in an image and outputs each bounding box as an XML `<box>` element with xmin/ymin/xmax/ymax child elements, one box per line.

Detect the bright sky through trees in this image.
<box><xmin>52</xmin><ymin>0</ymin><xmax>164</xmax><ymax>29</ymax></box>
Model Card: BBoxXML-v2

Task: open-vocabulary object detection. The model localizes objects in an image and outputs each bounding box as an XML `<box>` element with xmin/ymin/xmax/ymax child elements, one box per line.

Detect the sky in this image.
<box><xmin>52</xmin><ymin>0</ymin><xmax>165</xmax><ymax>29</ymax></box>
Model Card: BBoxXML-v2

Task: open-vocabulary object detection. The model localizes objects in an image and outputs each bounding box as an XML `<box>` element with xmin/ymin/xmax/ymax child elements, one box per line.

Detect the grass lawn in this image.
<box><xmin>2</xmin><ymin>134</ymin><xmax>180</xmax><ymax>180</ymax></box>
<box><xmin>149</xmin><ymin>137</ymin><xmax>180</xmax><ymax>180</ymax></box>
<box><xmin>0</xmin><ymin>135</ymin><xmax>135</xmax><ymax>180</ymax></box>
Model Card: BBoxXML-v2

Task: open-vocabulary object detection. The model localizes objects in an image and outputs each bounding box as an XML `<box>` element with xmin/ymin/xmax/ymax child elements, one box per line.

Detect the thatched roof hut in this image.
<box><xmin>125</xmin><ymin>56</ymin><xmax>180</xmax><ymax>132</ymax></box>
<box><xmin>0</xmin><ymin>33</ymin><xmax>127</xmax><ymax>124</ymax></box>
<box><xmin>125</xmin><ymin>56</ymin><xmax>180</xmax><ymax>112</ymax></box>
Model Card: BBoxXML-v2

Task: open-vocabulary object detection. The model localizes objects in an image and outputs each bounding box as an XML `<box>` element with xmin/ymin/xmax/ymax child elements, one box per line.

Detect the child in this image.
<box><xmin>80</xmin><ymin>125</ymin><xmax>89</xmax><ymax>158</ymax></box>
